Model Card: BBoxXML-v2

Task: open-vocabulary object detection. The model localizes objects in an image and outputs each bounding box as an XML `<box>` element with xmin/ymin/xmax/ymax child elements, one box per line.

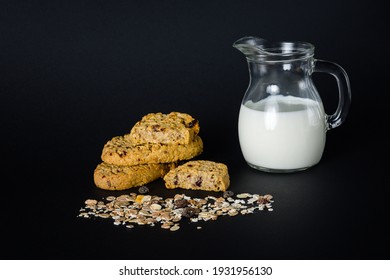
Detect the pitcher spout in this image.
<box><xmin>233</xmin><ymin>36</ymin><xmax>270</xmax><ymax>58</ymax></box>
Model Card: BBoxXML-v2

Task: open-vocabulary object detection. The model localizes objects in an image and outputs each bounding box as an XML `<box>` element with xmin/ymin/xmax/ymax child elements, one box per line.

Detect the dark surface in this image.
<box><xmin>1</xmin><ymin>0</ymin><xmax>389</xmax><ymax>260</ymax></box>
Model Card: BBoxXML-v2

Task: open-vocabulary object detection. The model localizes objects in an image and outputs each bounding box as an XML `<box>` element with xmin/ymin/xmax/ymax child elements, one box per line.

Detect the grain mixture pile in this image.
<box><xmin>78</xmin><ymin>190</ymin><xmax>274</xmax><ymax>231</ymax></box>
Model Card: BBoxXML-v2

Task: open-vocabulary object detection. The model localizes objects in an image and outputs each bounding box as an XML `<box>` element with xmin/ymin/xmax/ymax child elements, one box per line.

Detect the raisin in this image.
<box><xmin>173</xmin><ymin>175</ymin><xmax>178</xmax><ymax>185</ymax></box>
<box><xmin>174</xmin><ymin>199</ymin><xmax>188</xmax><ymax>208</ymax></box>
<box><xmin>182</xmin><ymin>207</ymin><xmax>200</xmax><ymax>218</ymax></box>
<box><xmin>195</xmin><ymin>177</ymin><xmax>202</xmax><ymax>187</ymax></box>
<box><xmin>138</xmin><ymin>186</ymin><xmax>149</xmax><ymax>194</ymax></box>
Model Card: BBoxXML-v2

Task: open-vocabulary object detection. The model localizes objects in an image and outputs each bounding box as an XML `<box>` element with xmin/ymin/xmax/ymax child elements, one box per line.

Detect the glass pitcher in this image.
<box><xmin>233</xmin><ymin>36</ymin><xmax>351</xmax><ymax>172</ymax></box>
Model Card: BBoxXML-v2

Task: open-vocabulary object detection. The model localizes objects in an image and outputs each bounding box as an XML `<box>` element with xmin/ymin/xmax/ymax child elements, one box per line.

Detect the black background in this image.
<box><xmin>1</xmin><ymin>0</ymin><xmax>389</xmax><ymax>260</ymax></box>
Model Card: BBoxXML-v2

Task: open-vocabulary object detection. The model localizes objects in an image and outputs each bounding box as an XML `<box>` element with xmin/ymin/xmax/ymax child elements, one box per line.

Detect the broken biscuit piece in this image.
<box><xmin>163</xmin><ymin>160</ymin><xmax>230</xmax><ymax>192</ymax></box>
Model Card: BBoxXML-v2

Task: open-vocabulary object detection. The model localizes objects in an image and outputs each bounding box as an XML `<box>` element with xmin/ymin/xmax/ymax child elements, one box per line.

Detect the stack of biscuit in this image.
<box><xmin>94</xmin><ymin>112</ymin><xmax>203</xmax><ymax>190</ymax></box>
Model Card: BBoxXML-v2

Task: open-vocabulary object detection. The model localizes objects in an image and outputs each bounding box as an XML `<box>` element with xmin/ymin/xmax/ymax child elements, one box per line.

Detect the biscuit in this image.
<box><xmin>94</xmin><ymin>162</ymin><xmax>174</xmax><ymax>191</ymax></box>
<box><xmin>128</xmin><ymin>112</ymin><xmax>200</xmax><ymax>145</ymax></box>
<box><xmin>163</xmin><ymin>160</ymin><xmax>230</xmax><ymax>192</ymax></box>
<box><xmin>101</xmin><ymin>134</ymin><xmax>203</xmax><ymax>166</ymax></box>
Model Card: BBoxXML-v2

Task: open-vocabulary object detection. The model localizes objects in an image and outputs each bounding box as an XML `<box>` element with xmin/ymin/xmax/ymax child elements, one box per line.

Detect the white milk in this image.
<box><xmin>238</xmin><ymin>95</ymin><xmax>327</xmax><ymax>171</ymax></box>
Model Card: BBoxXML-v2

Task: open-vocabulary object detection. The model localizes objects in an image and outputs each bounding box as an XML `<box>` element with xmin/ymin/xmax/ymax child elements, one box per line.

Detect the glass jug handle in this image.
<box><xmin>313</xmin><ymin>59</ymin><xmax>351</xmax><ymax>130</ymax></box>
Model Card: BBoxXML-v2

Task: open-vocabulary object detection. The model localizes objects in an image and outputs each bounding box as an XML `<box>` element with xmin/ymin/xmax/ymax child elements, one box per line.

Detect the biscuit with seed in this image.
<box><xmin>94</xmin><ymin>162</ymin><xmax>174</xmax><ymax>190</ymax></box>
<box><xmin>101</xmin><ymin>134</ymin><xmax>203</xmax><ymax>166</ymax></box>
<box><xmin>128</xmin><ymin>112</ymin><xmax>200</xmax><ymax>145</ymax></box>
<box><xmin>163</xmin><ymin>160</ymin><xmax>230</xmax><ymax>192</ymax></box>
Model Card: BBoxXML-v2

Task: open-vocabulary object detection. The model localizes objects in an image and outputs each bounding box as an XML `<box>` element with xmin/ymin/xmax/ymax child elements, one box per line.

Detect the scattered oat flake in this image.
<box><xmin>85</xmin><ymin>199</ymin><xmax>97</xmax><ymax>206</ymax></box>
<box><xmin>170</xmin><ymin>225</ymin><xmax>180</xmax><ymax>231</ymax></box>
<box><xmin>236</xmin><ymin>193</ymin><xmax>250</xmax><ymax>199</ymax></box>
